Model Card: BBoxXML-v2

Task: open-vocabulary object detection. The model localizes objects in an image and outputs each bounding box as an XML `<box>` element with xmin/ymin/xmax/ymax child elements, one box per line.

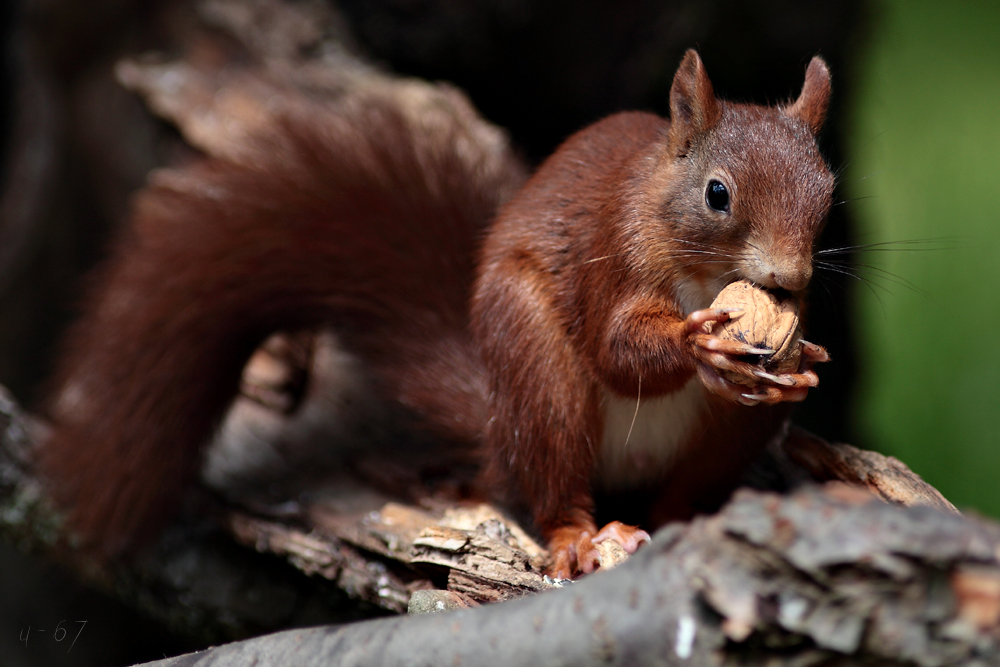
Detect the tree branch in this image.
<box><xmin>139</xmin><ymin>485</ymin><xmax>1000</xmax><ymax>666</ymax></box>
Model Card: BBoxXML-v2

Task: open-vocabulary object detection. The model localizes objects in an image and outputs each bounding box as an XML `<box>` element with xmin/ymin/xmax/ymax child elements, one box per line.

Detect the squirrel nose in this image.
<box><xmin>769</xmin><ymin>263</ymin><xmax>812</xmax><ymax>291</ymax></box>
<box><xmin>747</xmin><ymin>241</ymin><xmax>813</xmax><ymax>291</ymax></box>
<box><xmin>752</xmin><ymin>253</ymin><xmax>812</xmax><ymax>291</ymax></box>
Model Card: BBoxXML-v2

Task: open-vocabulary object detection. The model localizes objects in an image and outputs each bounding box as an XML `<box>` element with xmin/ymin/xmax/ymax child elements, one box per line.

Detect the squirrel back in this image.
<box><xmin>40</xmin><ymin>91</ymin><xmax>527</xmax><ymax>555</ymax></box>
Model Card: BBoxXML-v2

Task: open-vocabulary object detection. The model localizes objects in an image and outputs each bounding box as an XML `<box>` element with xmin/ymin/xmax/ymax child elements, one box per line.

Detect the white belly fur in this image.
<box><xmin>598</xmin><ymin>378</ymin><xmax>707</xmax><ymax>490</ymax></box>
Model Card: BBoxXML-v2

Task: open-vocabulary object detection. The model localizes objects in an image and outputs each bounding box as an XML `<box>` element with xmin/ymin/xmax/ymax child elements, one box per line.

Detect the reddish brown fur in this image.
<box><xmin>40</xmin><ymin>93</ymin><xmax>527</xmax><ymax>555</ymax></box>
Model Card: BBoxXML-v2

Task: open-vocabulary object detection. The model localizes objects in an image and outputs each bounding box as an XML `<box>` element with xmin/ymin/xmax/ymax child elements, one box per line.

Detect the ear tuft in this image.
<box><xmin>668</xmin><ymin>50</ymin><xmax>721</xmax><ymax>154</ymax></box>
<box><xmin>785</xmin><ymin>56</ymin><xmax>831</xmax><ymax>135</ymax></box>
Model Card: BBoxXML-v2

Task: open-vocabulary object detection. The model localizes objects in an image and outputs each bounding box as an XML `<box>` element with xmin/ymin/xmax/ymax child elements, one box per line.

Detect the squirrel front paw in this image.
<box><xmin>684</xmin><ymin>308</ymin><xmax>825</xmax><ymax>406</ymax></box>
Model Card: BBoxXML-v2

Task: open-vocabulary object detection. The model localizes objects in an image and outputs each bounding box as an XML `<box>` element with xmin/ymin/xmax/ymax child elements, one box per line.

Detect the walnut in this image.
<box><xmin>708</xmin><ymin>280</ymin><xmax>802</xmax><ymax>386</ymax></box>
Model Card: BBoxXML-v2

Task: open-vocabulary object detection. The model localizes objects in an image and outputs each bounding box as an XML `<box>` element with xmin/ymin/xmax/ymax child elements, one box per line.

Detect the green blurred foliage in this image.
<box><xmin>849</xmin><ymin>0</ymin><xmax>1000</xmax><ymax>515</ymax></box>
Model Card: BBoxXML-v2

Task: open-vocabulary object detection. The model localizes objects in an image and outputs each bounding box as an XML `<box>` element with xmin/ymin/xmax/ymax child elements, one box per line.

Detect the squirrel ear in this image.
<box><xmin>785</xmin><ymin>56</ymin><xmax>831</xmax><ymax>135</ymax></box>
<box><xmin>668</xmin><ymin>50</ymin><xmax>721</xmax><ymax>154</ymax></box>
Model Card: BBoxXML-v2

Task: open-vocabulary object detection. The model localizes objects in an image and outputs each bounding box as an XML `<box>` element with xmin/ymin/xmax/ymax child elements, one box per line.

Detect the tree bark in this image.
<box><xmin>135</xmin><ymin>485</ymin><xmax>1000</xmax><ymax>666</ymax></box>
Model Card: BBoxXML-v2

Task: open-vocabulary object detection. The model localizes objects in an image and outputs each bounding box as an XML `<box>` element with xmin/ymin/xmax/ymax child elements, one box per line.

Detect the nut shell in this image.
<box><xmin>708</xmin><ymin>280</ymin><xmax>802</xmax><ymax>386</ymax></box>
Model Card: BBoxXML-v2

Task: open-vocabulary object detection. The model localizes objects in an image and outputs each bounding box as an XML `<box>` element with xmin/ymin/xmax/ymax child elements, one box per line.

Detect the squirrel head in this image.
<box><xmin>649</xmin><ymin>50</ymin><xmax>835</xmax><ymax>302</ymax></box>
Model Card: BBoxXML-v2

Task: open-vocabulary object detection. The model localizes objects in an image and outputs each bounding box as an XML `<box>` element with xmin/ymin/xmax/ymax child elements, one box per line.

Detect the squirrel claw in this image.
<box><xmin>684</xmin><ymin>307</ymin><xmax>742</xmax><ymax>334</ymax></box>
<box><xmin>593</xmin><ymin>521</ymin><xmax>651</xmax><ymax>553</ymax></box>
<box><xmin>745</xmin><ymin>384</ymin><xmax>810</xmax><ymax>405</ymax></box>
<box><xmin>694</xmin><ymin>333</ymin><xmax>772</xmax><ymax>357</ymax></box>
<box><xmin>799</xmin><ymin>339</ymin><xmax>830</xmax><ymax>364</ymax></box>
<box><xmin>754</xmin><ymin>369</ymin><xmax>795</xmax><ymax>386</ymax></box>
<box><xmin>697</xmin><ymin>362</ymin><xmax>752</xmax><ymax>403</ymax></box>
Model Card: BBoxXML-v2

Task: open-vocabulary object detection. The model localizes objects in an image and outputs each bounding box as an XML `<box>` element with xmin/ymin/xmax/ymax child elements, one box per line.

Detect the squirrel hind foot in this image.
<box><xmin>546</xmin><ymin>521</ymin><xmax>650</xmax><ymax>579</ymax></box>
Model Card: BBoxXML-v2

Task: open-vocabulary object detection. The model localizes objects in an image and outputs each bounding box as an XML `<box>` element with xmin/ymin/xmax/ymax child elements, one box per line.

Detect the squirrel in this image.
<box><xmin>38</xmin><ymin>50</ymin><xmax>833</xmax><ymax>578</ymax></box>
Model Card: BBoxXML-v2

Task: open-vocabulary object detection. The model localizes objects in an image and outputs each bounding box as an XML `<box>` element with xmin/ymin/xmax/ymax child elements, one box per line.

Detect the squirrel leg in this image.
<box><xmin>474</xmin><ymin>257</ymin><xmax>606</xmax><ymax>580</ymax></box>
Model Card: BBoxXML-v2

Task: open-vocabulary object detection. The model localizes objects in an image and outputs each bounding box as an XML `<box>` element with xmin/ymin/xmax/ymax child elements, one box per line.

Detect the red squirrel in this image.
<box><xmin>39</xmin><ymin>50</ymin><xmax>833</xmax><ymax>578</ymax></box>
<box><xmin>473</xmin><ymin>51</ymin><xmax>832</xmax><ymax>577</ymax></box>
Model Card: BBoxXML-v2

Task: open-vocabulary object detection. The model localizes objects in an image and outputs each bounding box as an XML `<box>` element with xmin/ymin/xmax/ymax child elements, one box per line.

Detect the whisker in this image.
<box><xmin>818</xmin><ymin>260</ymin><xmax>929</xmax><ymax>299</ymax></box>
<box><xmin>843</xmin><ymin>169</ymin><xmax>884</xmax><ymax>185</ymax></box>
<box><xmin>582</xmin><ymin>253</ymin><xmax>625</xmax><ymax>265</ymax></box>
<box><xmin>624</xmin><ymin>376</ymin><xmax>641</xmax><ymax>450</ymax></box>
<box><xmin>813</xmin><ymin>261</ymin><xmax>887</xmax><ymax>288</ymax></box>
<box><xmin>580</xmin><ymin>244</ymin><xmax>735</xmax><ymax>268</ymax></box>
<box><xmin>817</xmin><ymin>237</ymin><xmax>957</xmax><ymax>256</ymax></box>
<box><xmin>832</xmin><ymin>195</ymin><xmax>877</xmax><ymax>207</ymax></box>
<box><xmin>657</xmin><ymin>251</ymin><xmax>729</xmax><ymax>258</ymax></box>
<box><xmin>811</xmin><ymin>271</ymin><xmax>837</xmax><ymax>304</ymax></box>
<box><xmin>664</xmin><ymin>237</ymin><xmax>724</xmax><ymax>251</ymax></box>
<box><xmin>658</xmin><ymin>254</ymin><xmax>732</xmax><ymax>262</ymax></box>
<box><xmin>817</xmin><ymin>264</ymin><xmax>896</xmax><ymax>296</ymax></box>
<box><xmin>814</xmin><ymin>262</ymin><xmax>890</xmax><ymax>316</ymax></box>
<box><xmin>669</xmin><ymin>260</ymin><xmax>741</xmax><ymax>267</ymax></box>
<box><xmin>814</xmin><ymin>259</ymin><xmax>935</xmax><ymax>312</ymax></box>
<box><xmin>815</xmin><ymin>236</ymin><xmax>950</xmax><ymax>306</ymax></box>
<box><xmin>833</xmin><ymin>129</ymin><xmax>888</xmax><ymax>179</ymax></box>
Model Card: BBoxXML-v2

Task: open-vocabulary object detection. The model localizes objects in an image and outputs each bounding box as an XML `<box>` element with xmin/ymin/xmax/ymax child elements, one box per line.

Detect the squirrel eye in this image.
<box><xmin>705</xmin><ymin>179</ymin><xmax>730</xmax><ymax>212</ymax></box>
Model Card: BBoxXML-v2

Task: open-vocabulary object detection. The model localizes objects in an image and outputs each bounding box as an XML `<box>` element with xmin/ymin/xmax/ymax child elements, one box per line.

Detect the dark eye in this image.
<box><xmin>705</xmin><ymin>180</ymin><xmax>730</xmax><ymax>212</ymax></box>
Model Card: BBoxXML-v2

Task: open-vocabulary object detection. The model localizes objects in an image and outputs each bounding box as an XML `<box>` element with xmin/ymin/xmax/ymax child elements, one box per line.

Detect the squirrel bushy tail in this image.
<box><xmin>39</xmin><ymin>91</ymin><xmax>527</xmax><ymax>556</ymax></box>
